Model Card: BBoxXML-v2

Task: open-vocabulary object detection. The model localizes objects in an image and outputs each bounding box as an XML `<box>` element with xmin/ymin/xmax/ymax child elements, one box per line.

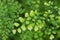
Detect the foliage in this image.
<box><xmin>0</xmin><ymin>0</ymin><xmax>22</xmax><ymax>40</ymax></box>
<box><xmin>0</xmin><ymin>0</ymin><xmax>60</xmax><ymax>40</ymax></box>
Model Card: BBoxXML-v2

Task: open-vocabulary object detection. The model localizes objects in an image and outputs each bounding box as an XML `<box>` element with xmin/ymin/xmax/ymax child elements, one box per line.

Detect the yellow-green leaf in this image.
<box><xmin>12</xmin><ymin>29</ymin><xmax>16</xmax><ymax>34</ymax></box>
<box><xmin>14</xmin><ymin>23</ymin><xmax>19</xmax><ymax>27</ymax></box>
<box><xmin>17</xmin><ymin>28</ymin><xmax>21</xmax><ymax>33</ymax></box>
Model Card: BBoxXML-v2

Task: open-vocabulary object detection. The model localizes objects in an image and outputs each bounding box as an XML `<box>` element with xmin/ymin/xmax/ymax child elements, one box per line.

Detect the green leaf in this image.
<box><xmin>17</xmin><ymin>28</ymin><xmax>21</xmax><ymax>33</ymax></box>
<box><xmin>57</xmin><ymin>30</ymin><xmax>60</xmax><ymax>38</ymax></box>
<box><xmin>27</xmin><ymin>24</ymin><xmax>33</xmax><ymax>31</ymax></box>
<box><xmin>50</xmin><ymin>34</ymin><xmax>54</xmax><ymax>40</ymax></box>
<box><xmin>21</xmin><ymin>24</ymin><xmax>26</xmax><ymax>31</ymax></box>
<box><xmin>19</xmin><ymin>17</ymin><xmax>25</xmax><ymax>23</ymax></box>
<box><xmin>30</xmin><ymin>10</ymin><xmax>35</xmax><ymax>17</ymax></box>
<box><xmin>34</xmin><ymin>26</ymin><xmax>39</xmax><ymax>31</ymax></box>
<box><xmin>25</xmin><ymin>12</ymin><xmax>29</xmax><ymax>17</ymax></box>
<box><xmin>12</xmin><ymin>29</ymin><xmax>16</xmax><ymax>34</ymax></box>
<box><xmin>14</xmin><ymin>23</ymin><xmax>19</xmax><ymax>27</ymax></box>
